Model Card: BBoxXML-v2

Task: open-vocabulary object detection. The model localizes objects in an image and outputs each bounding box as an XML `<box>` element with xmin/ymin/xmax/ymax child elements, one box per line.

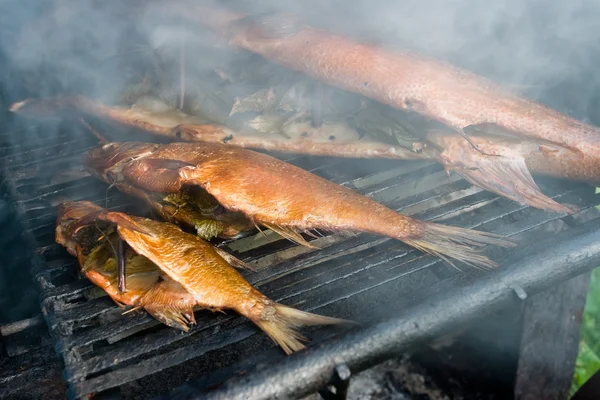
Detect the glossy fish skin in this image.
<box><xmin>55</xmin><ymin>201</ymin><xmax>197</xmax><ymax>331</ymax></box>
<box><xmin>68</xmin><ymin>202</ymin><xmax>350</xmax><ymax>355</ymax></box>
<box><xmin>85</xmin><ymin>141</ymin><xmax>514</xmax><ymax>270</ymax></box>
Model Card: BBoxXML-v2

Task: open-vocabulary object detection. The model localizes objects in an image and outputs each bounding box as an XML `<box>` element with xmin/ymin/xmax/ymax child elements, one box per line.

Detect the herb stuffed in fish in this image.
<box><xmin>56</xmin><ymin>201</ymin><xmax>198</xmax><ymax>331</ymax></box>
<box><xmin>83</xmin><ymin>146</ymin><xmax>255</xmax><ymax>241</ymax></box>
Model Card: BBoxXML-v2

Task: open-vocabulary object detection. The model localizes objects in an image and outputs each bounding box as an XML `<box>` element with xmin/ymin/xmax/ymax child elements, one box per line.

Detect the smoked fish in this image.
<box><xmin>65</xmin><ymin>201</ymin><xmax>351</xmax><ymax>354</ymax></box>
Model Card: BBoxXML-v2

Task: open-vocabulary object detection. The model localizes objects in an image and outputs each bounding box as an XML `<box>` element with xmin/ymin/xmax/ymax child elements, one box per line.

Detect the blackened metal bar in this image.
<box><xmin>166</xmin><ymin>217</ymin><xmax>600</xmax><ymax>400</ymax></box>
<box><xmin>513</xmin><ymin>272</ymin><xmax>591</xmax><ymax>400</ymax></box>
<box><xmin>0</xmin><ymin>315</ymin><xmax>44</xmax><ymax>336</ymax></box>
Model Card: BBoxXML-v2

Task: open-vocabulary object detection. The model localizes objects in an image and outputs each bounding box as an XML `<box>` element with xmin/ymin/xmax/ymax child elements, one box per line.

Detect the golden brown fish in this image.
<box><xmin>67</xmin><ymin>201</ymin><xmax>351</xmax><ymax>354</ymax></box>
<box><xmin>55</xmin><ymin>201</ymin><xmax>198</xmax><ymax>331</ymax></box>
<box><xmin>83</xmin><ymin>141</ymin><xmax>514</xmax><ymax>270</ymax></box>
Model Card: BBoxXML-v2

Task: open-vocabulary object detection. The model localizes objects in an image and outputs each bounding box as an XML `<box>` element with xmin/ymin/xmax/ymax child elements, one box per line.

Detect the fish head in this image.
<box><xmin>84</xmin><ymin>142</ymin><xmax>159</xmax><ymax>184</ymax></box>
<box><xmin>55</xmin><ymin>201</ymin><xmax>108</xmax><ymax>256</ymax></box>
<box><xmin>57</xmin><ymin>201</ymin><xmax>104</xmax><ymax>223</ymax></box>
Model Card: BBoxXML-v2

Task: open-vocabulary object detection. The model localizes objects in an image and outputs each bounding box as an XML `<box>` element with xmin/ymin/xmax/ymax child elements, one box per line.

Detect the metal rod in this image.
<box><xmin>0</xmin><ymin>315</ymin><xmax>44</xmax><ymax>337</ymax></box>
<box><xmin>117</xmin><ymin>237</ymin><xmax>126</xmax><ymax>294</ymax></box>
<box><xmin>168</xmin><ymin>217</ymin><xmax>600</xmax><ymax>400</ymax></box>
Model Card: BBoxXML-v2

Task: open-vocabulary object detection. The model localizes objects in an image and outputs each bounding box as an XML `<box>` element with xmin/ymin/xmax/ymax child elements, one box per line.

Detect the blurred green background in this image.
<box><xmin>570</xmin><ymin>267</ymin><xmax>600</xmax><ymax>396</ymax></box>
<box><xmin>569</xmin><ymin>196</ymin><xmax>600</xmax><ymax>397</ymax></box>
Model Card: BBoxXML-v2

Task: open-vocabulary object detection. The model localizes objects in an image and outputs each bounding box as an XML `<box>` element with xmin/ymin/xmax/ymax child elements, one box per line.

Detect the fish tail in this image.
<box><xmin>251</xmin><ymin>302</ymin><xmax>353</xmax><ymax>355</ymax></box>
<box><xmin>400</xmin><ymin>221</ymin><xmax>515</xmax><ymax>270</ymax></box>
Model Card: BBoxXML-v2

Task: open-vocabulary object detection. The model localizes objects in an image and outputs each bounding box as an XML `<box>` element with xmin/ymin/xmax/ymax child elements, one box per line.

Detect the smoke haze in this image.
<box><xmin>1</xmin><ymin>0</ymin><xmax>600</xmax><ymax>121</ymax></box>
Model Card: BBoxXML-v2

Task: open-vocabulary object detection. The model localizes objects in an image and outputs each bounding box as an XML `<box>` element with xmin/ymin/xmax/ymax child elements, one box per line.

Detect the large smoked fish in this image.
<box><xmin>83</xmin><ymin>141</ymin><xmax>513</xmax><ymax>270</ymax></box>
<box><xmin>187</xmin><ymin>4</ymin><xmax>600</xmax><ymax>154</ymax></box>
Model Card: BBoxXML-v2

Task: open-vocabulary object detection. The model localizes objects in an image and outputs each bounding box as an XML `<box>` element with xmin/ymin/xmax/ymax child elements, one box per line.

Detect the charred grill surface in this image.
<box><xmin>1</xmin><ymin>116</ymin><xmax>599</xmax><ymax>399</ymax></box>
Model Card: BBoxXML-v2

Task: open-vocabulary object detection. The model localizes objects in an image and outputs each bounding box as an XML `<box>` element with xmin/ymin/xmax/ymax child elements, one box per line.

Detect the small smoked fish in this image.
<box><xmin>9</xmin><ymin>95</ymin><xmax>427</xmax><ymax>161</ymax></box>
<box><xmin>68</xmin><ymin>201</ymin><xmax>351</xmax><ymax>354</ymax></box>
<box><xmin>55</xmin><ymin>201</ymin><xmax>198</xmax><ymax>331</ymax></box>
<box><xmin>84</xmin><ymin>141</ymin><xmax>514</xmax><ymax>270</ymax></box>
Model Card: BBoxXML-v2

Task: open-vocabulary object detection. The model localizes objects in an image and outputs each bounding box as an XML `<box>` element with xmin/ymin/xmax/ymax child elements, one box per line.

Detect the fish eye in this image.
<box><xmin>105</xmin><ymin>171</ymin><xmax>118</xmax><ymax>183</ymax></box>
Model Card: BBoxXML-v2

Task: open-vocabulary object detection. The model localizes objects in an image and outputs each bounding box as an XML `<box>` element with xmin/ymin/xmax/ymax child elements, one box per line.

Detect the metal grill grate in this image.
<box><xmin>2</xmin><ymin>115</ymin><xmax>600</xmax><ymax>399</ymax></box>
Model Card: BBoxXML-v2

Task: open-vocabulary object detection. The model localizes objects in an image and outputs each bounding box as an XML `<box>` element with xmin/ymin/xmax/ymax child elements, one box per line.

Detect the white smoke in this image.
<box><xmin>1</xmin><ymin>0</ymin><xmax>600</xmax><ymax>120</ymax></box>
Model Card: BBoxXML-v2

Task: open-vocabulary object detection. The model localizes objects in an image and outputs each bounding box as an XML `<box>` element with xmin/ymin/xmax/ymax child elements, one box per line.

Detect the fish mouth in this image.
<box><xmin>83</xmin><ymin>142</ymin><xmax>158</xmax><ymax>183</ymax></box>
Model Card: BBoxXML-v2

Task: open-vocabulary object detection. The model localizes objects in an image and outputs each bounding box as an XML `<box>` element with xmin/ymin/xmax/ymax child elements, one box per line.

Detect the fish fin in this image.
<box><xmin>72</xmin><ymin>210</ymin><xmax>156</xmax><ymax>237</ymax></box>
<box><xmin>402</xmin><ymin>222</ymin><xmax>515</xmax><ymax>271</ymax></box>
<box><xmin>79</xmin><ymin>118</ymin><xmax>110</xmax><ymax>144</ymax></box>
<box><xmin>213</xmin><ymin>247</ymin><xmax>256</xmax><ymax>272</ymax></box>
<box><xmin>113</xmin><ymin>300</ymin><xmax>128</xmax><ymax>309</ymax></box>
<box><xmin>466</xmin><ymin>124</ymin><xmax>585</xmax><ymax>156</ymax></box>
<box><xmin>144</xmin><ymin>304</ymin><xmax>195</xmax><ymax>332</ymax></box>
<box><xmin>121</xmin><ymin>159</ymin><xmax>188</xmax><ymax>193</ymax></box>
<box><xmin>121</xmin><ymin>306</ymin><xmax>142</xmax><ymax>315</ymax></box>
<box><xmin>106</xmin><ymin>212</ymin><xmax>159</xmax><ymax>238</ymax></box>
<box><xmin>252</xmin><ymin>303</ymin><xmax>354</xmax><ymax>355</ymax></box>
<box><xmin>303</xmin><ymin>230</ymin><xmax>320</xmax><ymax>239</ymax></box>
<box><xmin>443</xmin><ymin>151</ymin><xmax>576</xmax><ymax>215</ymax></box>
<box><xmin>261</xmin><ymin>222</ymin><xmax>319</xmax><ymax>249</ymax></box>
